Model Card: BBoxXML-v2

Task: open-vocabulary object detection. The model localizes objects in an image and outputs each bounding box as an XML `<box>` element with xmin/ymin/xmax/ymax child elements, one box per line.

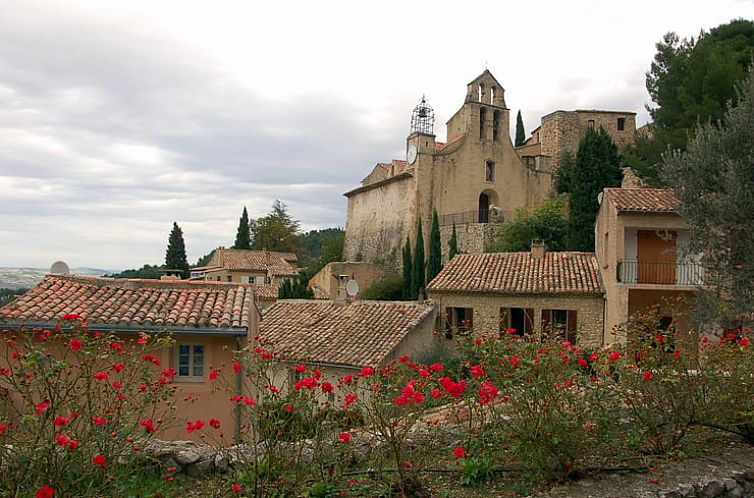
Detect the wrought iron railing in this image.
<box><xmin>439</xmin><ymin>209</ymin><xmax>514</xmax><ymax>226</ymax></box>
<box><xmin>617</xmin><ymin>259</ymin><xmax>703</xmax><ymax>285</ymax></box>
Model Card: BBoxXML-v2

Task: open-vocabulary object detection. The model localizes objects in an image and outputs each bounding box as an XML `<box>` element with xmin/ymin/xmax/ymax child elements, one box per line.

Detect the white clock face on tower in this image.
<box><xmin>406</xmin><ymin>144</ymin><xmax>418</xmax><ymax>165</ymax></box>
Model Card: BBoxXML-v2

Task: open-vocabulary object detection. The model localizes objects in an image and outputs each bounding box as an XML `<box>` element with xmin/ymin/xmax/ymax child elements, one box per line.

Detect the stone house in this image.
<box><xmin>307</xmin><ymin>262</ymin><xmax>381</xmax><ymax>300</ymax></box>
<box><xmin>257</xmin><ymin>300</ymin><xmax>438</xmax><ymax>397</ymax></box>
<box><xmin>343</xmin><ymin>70</ymin><xmax>553</xmax><ymax>267</ymax></box>
<box><xmin>595</xmin><ymin>187</ymin><xmax>700</xmax><ymax>342</ymax></box>
<box><xmin>0</xmin><ymin>274</ymin><xmax>260</xmax><ymax>442</ymax></box>
<box><xmin>192</xmin><ymin>247</ymin><xmax>298</xmax><ymax>286</ymax></box>
<box><xmin>516</xmin><ymin>109</ymin><xmax>637</xmax><ymax>171</ymax></box>
<box><xmin>426</xmin><ymin>246</ymin><xmax>606</xmax><ymax>348</ymax></box>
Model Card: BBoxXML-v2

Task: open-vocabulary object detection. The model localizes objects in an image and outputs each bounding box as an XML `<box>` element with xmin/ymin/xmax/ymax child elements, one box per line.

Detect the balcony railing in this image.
<box><xmin>617</xmin><ymin>259</ymin><xmax>704</xmax><ymax>285</ymax></box>
<box><xmin>439</xmin><ymin>209</ymin><xmax>514</xmax><ymax>227</ymax></box>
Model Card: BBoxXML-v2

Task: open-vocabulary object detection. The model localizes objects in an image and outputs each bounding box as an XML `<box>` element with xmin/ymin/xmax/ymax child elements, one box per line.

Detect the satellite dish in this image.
<box><xmin>50</xmin><ymin>261</ymin><xmax>70</xmax><ymax>275</ymax></box>
<box><xmin>597</xmin><ymin>192</ymin><xmax>604</xmax><ymax>205</ymax></box>
<box><xmin>345</xmin><ymin>279</ymin><xmax>359</xmax><ymax>297</ymax></box>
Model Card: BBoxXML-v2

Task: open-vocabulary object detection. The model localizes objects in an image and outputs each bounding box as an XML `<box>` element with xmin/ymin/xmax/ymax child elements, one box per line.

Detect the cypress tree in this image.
<box><xmin>234</xmin><ymin>206</ymin><xmax>251</xmax><ymax>250</ymax></box>
<box><xmin>165</xmin><ymin>222</ymin><xmax>189</xmax><ymax>279</ymax></box>
<box><xmin>402</xmin><ymin>237</ymin><xmax>413</xmax><ymax>300</ymax></box>
<box><xmin>448</xmin><ymin>222</ymin><xmax>459</xmax><ymax>261</ymax></box>
<box><xmin>515</xmin><ymin>110</ymin><xmax>526</xmax><ymax>147</ymax></box>
<box><xmin>427</xmin><ymin>210</ymin><xmax>442</xmax><ymax>283</ymax></box>
<box><xmin>412</xmin><ymin>220</ymin><xmax>425</xmax><ymax>299</ymax></box>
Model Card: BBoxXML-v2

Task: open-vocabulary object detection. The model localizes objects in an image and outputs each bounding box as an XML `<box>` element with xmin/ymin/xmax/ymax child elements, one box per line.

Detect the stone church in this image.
<box><xmin>343</xmin><ymin>70</ymin><xmax>552</xmax><ymax>267</ymax></box>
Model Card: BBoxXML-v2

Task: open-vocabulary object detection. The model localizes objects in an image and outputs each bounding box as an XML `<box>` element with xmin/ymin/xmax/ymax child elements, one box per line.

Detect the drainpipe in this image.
<box><xmin>235</xmin><ymin>334</ymin><xmax>242</xmax><ymax>444</ymax></box>
<box><xmin>601</xmin><ymin>295</ymin><xmax>607</xmax><ymax>346</ymax></box>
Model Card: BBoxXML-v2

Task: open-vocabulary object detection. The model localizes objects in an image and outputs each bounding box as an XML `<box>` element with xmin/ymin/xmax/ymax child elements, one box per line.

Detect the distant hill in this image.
<box><xmin>0</xmin><ymin>267</ymin><xmax>113</xmax><ymax>290</ymax></box>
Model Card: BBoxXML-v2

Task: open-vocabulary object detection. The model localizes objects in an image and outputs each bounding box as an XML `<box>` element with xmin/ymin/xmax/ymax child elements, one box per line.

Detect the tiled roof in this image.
<box><xmin>258</xmin><ymin>300</ymin><xmax>436</xmax><ymax>368</ymax></box>
<box><xmin>210</xmin><ymin>249</ymin><xmax>298</xmax><ymax>276</ymax></box>
<box><xmin>603</xmin><ymin>188</ymin><xmax>679</xmax><ymax>213</ymax></box>
<box><xmin>250</xmin><ymin>283</ymin><xmax>280</xmax><ymax>300</ymax></box>
<box><xmin>0</xmin><ymin>275</ymin><xmax>256</xmax><ymax>331</ymax></box>
<box><xmin>427</xmin><ymin>252</ymin><xmax>604</xmax><ymax>295</ymax></box>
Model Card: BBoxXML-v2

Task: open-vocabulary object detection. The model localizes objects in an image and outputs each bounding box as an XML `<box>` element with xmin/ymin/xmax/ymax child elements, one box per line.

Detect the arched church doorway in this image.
<box><xmin>478</xmin><ymin>190</ymin><xmax>499</xmax><ymax>223</ymax></box>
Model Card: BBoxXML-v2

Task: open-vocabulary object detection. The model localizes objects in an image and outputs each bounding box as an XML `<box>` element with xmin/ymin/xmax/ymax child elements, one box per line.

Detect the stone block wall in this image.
<box><xmin>439</xmin><ymin>223</ymin><xmax>496</xmax><ymax>262</ymax></box>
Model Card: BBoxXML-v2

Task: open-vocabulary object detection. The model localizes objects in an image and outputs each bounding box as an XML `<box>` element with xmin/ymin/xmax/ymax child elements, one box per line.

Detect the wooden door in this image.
<box><xmin>637</xmin><ymin>230</ymin><xmax>676</xmax><ymax>284</ymax></box>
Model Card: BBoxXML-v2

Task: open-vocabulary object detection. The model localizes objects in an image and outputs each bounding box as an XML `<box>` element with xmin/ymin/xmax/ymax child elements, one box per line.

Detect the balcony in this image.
<box><xmin>617</xmin><ymin>259</ymin><xmax>703</xmax><ymax>286</ymax></box>
<box><xmin>439</xmin><ymin>209</ymin><xmax>513</xmax><ymax>227</ymax></box>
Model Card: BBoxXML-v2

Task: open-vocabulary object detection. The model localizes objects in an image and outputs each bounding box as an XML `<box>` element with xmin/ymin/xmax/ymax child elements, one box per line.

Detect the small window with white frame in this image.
<box><xmin>177</xmin><ymin>344</ymin><xmax>204</xmax><ymax>380</ymax></box>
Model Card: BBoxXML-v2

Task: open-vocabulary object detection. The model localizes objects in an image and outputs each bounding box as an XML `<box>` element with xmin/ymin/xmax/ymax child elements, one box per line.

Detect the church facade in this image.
<box><xmin>343</xmin><ymin>71</ymin><xmax>552</xmax><ymax>267</ymax></box>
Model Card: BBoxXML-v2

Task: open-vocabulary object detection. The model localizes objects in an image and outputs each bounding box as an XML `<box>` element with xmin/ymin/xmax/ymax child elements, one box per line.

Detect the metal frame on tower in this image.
<box><xmin>410</xmin><ymin>96</ymin><xmax>435</xmax><ymax>135</ymax></box>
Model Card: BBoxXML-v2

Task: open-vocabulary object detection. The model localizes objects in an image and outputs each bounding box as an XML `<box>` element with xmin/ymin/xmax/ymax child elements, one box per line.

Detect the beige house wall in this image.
<box><xmin>428</xmin><ymin>291</ymin><xmax>605</xmax><ymax>349</ymax></box>
<box><xmin>595</xmin><ymin>198</ymin><xmax>696</xmax><ymax>343</ymax></box>
<box><xmin>204</xmin><ymin>268</ymin><xmax>267</xmax><ymax>284</ymax></box>
<box><xmin>308</xmin><ymin>262</ymin><xmax>382</xmax><ymax>299</ymax></box>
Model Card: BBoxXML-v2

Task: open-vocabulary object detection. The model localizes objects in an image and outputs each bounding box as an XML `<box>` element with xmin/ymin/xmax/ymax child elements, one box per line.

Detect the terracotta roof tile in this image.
<box><xmin>427</xmin><ymin>252</ymin><xmax>604</xmax><ymax>295</ymax></box>
<box><xmin>603</xmin><ymin>188</ymin><xmax>679</xmax><ymax>213</ymax></box>
<box><xmin>258</xmin><ymin>300</ymin><xmax>435</xmax><ymax>368</ymax></box>
<box><xmin>210</xmin><ymin>249</ymin><xmax>298</xmax><ymax>276</ymax></box>
<box><xmin>0</xmin><ymin>275</ymin><xmax>255</xmax><ymax>331</ymax></box>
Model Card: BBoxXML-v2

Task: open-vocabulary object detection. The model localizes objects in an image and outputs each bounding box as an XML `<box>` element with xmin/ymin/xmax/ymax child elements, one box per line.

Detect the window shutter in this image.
<box><xmin>445</xmin><ymin>308</ymin><xmax>452</xmax><ymax>331</ymax></box>
<box><xmin>525</xmin><ymin>308</ymin><xmax>534</xmax><ymax>334</ymax></box>
<box><xmin>499</xmin><ymin>307</ymin><xmax>509</xmax><ymax>333</ymax></box>
<box><xmin>567</xmin><ymin>310</ymin><xmax>578</xmax><ymax>343</ymax></box>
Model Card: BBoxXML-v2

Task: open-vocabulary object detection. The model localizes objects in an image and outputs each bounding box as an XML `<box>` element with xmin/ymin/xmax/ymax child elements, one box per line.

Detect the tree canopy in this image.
<box><xmin>630</xmin><ymin>19</ymin><xmax>754</xmax><ymax>184</ymax></box>
<box><xmin>251</xmin><ymin>200</ymin><xmax>301</xmax><ymax>254</ymax></box>
<box><xmin>663</xmin><ymin>69</ymin><xmax>754</xmax><ymax>328</ymax></box>
<box><xmin>559</xmin><ymin>127</ymin><xmax>622</xmax><ymax>251</ymax></box>
<box><xmin>233</xmin><ymin>207</ymin><xmax>251</xmax><ymax>250</ymax></box>
<box><xmin>492</xmin><ymin>198</ymin><xmax>569</xmax><ymax>253</ymax></box>
<box><xmin>165</xmin><ymin>222</ymin><xmax>189</xmax><ymax>278</ymax></box>
<box><xmin>515</xmin><ymin>110</ymin><xmax>526</xmax><ymax>147</ymax></box>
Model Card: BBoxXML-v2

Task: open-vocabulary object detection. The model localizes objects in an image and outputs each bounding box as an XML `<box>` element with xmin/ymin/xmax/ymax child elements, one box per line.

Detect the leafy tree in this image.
<box><xmin>251</xmin><ymin>200</ymin><xmax>301</xmax><ymax>253</ymax></box>
<box><xmin>663</xmin><ymin>70</ymin><xmax>754</xmax><ymax>328</ymax></box>
<box><xmin>412</xmin><ymin>220</ymin><xmax>425</xmax><ymax>298</ymax></box>
<box><xmin>106</xmin><ymin>264</ymin><xmax>163</xmax><ymax>279</ymax></box>
<box><xmin>427</xmin><ymin>211</ymin><xmax>443</xmax><ymax>284</ymax></box>
<box><xmin>165</xmin><ymin>222</ymin><xmax>189</xmax><ymax>279</ymax></box>
<box><xmin>515</xmin><ymin>110</ymin><xmax>526</xmax><ymax>147</ymax></box>
<box><xmin>299</xmin><ymin>228</ymin><xmax>344</xmax><ymax>262</ymax></box>
<box><xmin>554</xmin><ymin>151</ymin><xmax>575</xmax><ymax>195</ymax></box>
<box><xmin>492</xmin><ymin>198</ymin><xmax>569</xmax><ymax>252</ymax></box>
<box><xmin>631</xmin><ymin>20</ymin><xmax>754</xmax><ymax>182</ymax></box>
<box><xmin>564</xmin><ymin>128</ymin><xmax>622</xmax><ymax>251</ymax></box>
<box><xmin>360</xmin><ymin>275</ymin><xmax>404</xmax><ymax>301</ymax></box>
<box><xmin>195</xmin><ymin>251</ymin><xmax>214</xmax><ymax>267</ymax></box>
<box><xmin>402</xmin><ymin>237</ymin><xmax>413</xmax><ymax>300</ymax></box>
<box><xmin>448</xmin><ymin>223</ymin><xmax>459</xmax><ymax>261</ymax></box>
<box><xmin>278</xmin><ymin>275</ymin><xmax>313</xmax><ymax>299</ymax></box>
<box><xmin>234</xmin><ymin>207</ymin><xmax>251</xmax><ymax>250</ymax></box>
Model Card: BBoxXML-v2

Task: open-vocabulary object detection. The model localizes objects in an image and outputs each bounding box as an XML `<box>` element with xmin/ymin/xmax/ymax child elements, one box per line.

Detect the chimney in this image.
<box><xmin>531</xmin><ymin>240</ymin><xmax>546</xmax><ymax>260</ymax></box>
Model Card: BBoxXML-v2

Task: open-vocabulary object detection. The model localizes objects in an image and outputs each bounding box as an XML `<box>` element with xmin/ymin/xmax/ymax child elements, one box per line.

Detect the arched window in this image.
<box><xmin>490</xmin><ymin>86</ymin><xmax>496</xmax><ymax>105</ymax></box>
<box><xmin>493</xmin><ymin>110</ymin><xmax>500</xmax><ymax>141</ymax></box>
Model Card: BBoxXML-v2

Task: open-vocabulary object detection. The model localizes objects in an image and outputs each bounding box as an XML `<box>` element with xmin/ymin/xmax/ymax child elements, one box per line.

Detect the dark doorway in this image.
<box><xmin>479</xmin><ymin>193</ymin><xmax>490</xmax><ymax>223</ymax></box>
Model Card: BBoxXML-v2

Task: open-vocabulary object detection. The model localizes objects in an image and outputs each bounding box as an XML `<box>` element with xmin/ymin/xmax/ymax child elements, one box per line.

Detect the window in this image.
<box><xmin>541</xmin><ymin>309</ymin><xmax>578</xmax><ymax>343</ymax></box>
<box><xmin>485</xmin><ymin>160</ymin><xmax>495</xmax><ymax>182</ymax></box>
<box><xmin>479</xmin><ymin>107</ymin><xmax>487</xmax><ymax>139</ymax></box>
<box><xmin>445</xmin><ymin>307</ymin><xmax>474</xmax><ymax>337</ymax></box>
<box><xmin>177</xmin><ymin>344</ymin><xmax>204</xmax><ymax>379</ymax></box>
<box><xmin>492</xmin><ymin>110</ymin><xmax>500</xmax><ymax>141</ymax></box>
<box><xmin>587</xmin><ymin>120</ymin><xmax>595</xmax><ymax>131</ymax></box>
<box><xmin>226</xmin><ymin>275</ymin><xmax>232</xmax><ymax>282</ymax></box>
<box><xmin>255</xmin><ymin>276</ymin><xmax>266</xmax><ymax>284</ymax></box>
<box><xmin>617</xmin><ymin>117</ymin><xmax>626</xmax><ymax>131</ymax></box>
<box><xmin>500</xmin><ymin>308</ymin><xmax>534</xmax><ymax>336</ymax></box>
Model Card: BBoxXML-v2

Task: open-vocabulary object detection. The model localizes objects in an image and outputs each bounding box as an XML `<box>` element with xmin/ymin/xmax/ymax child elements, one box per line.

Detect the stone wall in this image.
<box><xmin>439</xmin><ymin>223</ymin><xmax>497</xmax><ymax>261</ymax></box>
<box><xmin>428</xmin><ymin>291</ymin><xmax>605</xmax><ymax>349</ymax></box>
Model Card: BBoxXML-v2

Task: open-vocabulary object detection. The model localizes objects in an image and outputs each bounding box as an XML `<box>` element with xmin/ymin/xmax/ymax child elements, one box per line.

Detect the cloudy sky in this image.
<box><xmin>1</xmin><ymin>0</ymin><xmax>753</xmax><ymax>270</ymax></box>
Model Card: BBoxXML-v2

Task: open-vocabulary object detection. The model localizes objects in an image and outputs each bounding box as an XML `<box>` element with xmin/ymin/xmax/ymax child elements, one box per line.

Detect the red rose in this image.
<box><xmin>339</xmin><ymin>432</ymin><xmax>352</xmax><ymax>443</ymax></box>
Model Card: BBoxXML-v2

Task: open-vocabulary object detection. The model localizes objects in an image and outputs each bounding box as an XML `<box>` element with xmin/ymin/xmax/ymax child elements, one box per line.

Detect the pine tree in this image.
<box><xmin>565</xmin><ymin>128</ymin><xmax>622</xmax><ymax>251</ymax></box>
<box><xmin>412</xmin><ymin>220</ymin><xmax>425</xmax><ymax>299</ymax></box>
<box><xmin>448</xmin><ymin>223</ymin><xmax>459</xmax><ymax>261</ymax></box>
<box><xmin>427</xmin><ymin>210</ymin><xmax>442</xmax><ymax>283</ymax></box>
<box><xmin>402</xmin><ymin>237</ymin><xmax>413</xmax><ymax>300</ymax></box>
<box><xmin>233</xmin><ymin>207</ymin><xmax>251</xmax><ymax>250</ymax></box>
<box><xmin>515</xmin><ymin>110</ymin><xmax>526</xmax><ymax>147</ymax></box>
<box><xmin>165</xmin><ymin>222</ymin><xmax>189</xmax><ymax>279</ymax></box>
<box><xmin>663</xmin><ymin>70</ymin><xmax>754</xmax><ymax>328</ymax></box>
